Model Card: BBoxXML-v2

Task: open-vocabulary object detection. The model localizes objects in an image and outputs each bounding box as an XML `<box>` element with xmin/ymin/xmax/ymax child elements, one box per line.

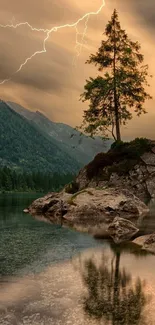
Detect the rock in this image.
<box><xmin>23</xmin><ymin>209</ymin><xmax>29</xmax><ymax>213</ymax></box>
<box><xmin>29</xmin><ymin>192</ymin><xmax>69</xmax><ymax>215</ymax></box>
<box><xmin>133</xmin><ymin>234</ymin><xmax>155</xmax><ymax>253</ymax></box>
<box><xmin>146</xmin><ymin>177</ymin><xmax>155</xmax><ymax>198</ymax></box>
<box><xmin>76</xmin><ymin>167</ymin><xmax>88</xmax><ymax>190</ymax></box>
<box><xmin>141</xmin><ymin>151</ymin><xmax>155</xmax><ymax>165</ymax></box>
<box><xmin>28</xmin><ymin>187</ymin><xmax>149</xmax><ymax>235</ymax></box>
<box><xmin>75</xmin><ymin>141</ymin><xmax>155</xmax><ymax>200</ymax></box>
<box><xmin>28</xmin><ymin>193</ymin><xmax>58</xmax><ymax>214</ymax></box>
<box><xmin>146</xmin><ymin>165</ymin><xmax>155</xmax><ymax>174</ymax></box>
<box><xmin>151</xmin><ymin>147</ymin><xmax>155</xmax><ymax>154</ymax></box>
<box><xmin>108</xmin><ymin>217</ymin><xmax>139</xmax><ymax>244</ymax></box>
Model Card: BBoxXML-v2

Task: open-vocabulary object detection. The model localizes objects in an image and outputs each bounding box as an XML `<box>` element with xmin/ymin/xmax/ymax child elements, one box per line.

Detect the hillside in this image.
<box><xmin>7</xmin><ymin>101</ymin><xmax>112</xmax><ymax>165</ymax></box>
<box><xmin>0</xmin><ymin>101</ymin><xmax>80</xmax><ymax>173</ymax></box>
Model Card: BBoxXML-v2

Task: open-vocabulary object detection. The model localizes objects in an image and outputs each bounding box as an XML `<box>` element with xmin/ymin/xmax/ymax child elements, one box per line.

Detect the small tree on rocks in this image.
<box><xmin>80</xmin><ymin>9</ymin><xmax>152</xmax><ymax>141</ymax></box>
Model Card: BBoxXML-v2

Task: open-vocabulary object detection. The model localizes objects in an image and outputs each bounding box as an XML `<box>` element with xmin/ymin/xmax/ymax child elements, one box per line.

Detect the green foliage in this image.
<box><xmin>0</xmin><ymin>101</ymin><xmax>80</xmax><ymax>174</ymax></box>
<box><xmin>80</xmin><ymin>9</ymin><xmax>152</xmax><ymax>140</ymax></box>
<box><xmin>110</xmin><ymin>140</ymin><xmax>125</xmax><ymax>150</ymax></box>
<box><xmin>0</xmin><ymin>166</ymin><xmax>74</xmax><ymax>192</ymax></box>
<box><xmin>65</xmin><ymin>180</ymin><xmax>79</xmax><ymax>194</ymax></box>
<box><xmin>110</xmin><ymin>138</ymin><xmax>152</xmax><ymax>157</ymax></box>
<box><xmin>86</xmin><ymin>138</ymin><xmax>152</xmax><ymax>179</ymax></box>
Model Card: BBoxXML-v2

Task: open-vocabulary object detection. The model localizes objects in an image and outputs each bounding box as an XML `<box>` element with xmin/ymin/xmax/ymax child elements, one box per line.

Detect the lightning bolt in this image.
<box><xmin>72</xmin><ymin>15</ymin><xmax>89</xmax><ymax>66</ymax></box>
<box><xmin>0</xmin><ymin>0</ymin><xmax>105</xmax><ymax>85</ymax></box>
<box><xmin>77</xmin><ymin>15</ymin><xmax>90</xmax><ymax>56</ymax></box>
<box><xmin>10</xmin><ymin>16</ymin><xmax>15</xmax><ymax>25</ymax></box>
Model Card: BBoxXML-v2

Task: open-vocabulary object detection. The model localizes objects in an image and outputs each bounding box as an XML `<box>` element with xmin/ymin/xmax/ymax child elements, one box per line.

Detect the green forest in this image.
<box><xmin>0</xmin><ymin>101</ymin><xmax>80</xmax><ymax>174</ymax></box>
<box><xmin>0</xmin><ymin>166</ymin><xmax>74</xmax><ymax>192</ymax></box>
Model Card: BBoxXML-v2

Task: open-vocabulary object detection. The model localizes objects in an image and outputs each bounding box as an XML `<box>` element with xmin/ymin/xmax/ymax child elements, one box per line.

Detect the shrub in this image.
<box><xmin>86</xmin><ymin>152</ymin><xmax>114</xmax><ymax>179</ymax></box>
<box><xmin>86</xmin><ymin>138</ymin><xmax>152</xmax><ymax>180</ymax></box>
<box><xmin>110</xmin><ymin>140</ymin><xmax>125</xmax><ymax>150</ymax></box>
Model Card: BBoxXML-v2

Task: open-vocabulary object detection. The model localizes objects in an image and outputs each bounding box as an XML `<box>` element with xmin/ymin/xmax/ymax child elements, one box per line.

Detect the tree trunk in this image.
<box><xmin>113</xmin><ymin>252</ymin><xmax>121</xmax><ymax>325</ymax></box>
<box><xmin>114</xmin><ymin>94</ymin><xmax>121</xmax><ymax>141</ymax></box>
<box><xmin>113</xmin><ymin>11</ymin><xmax>121</xmax><ymax>142</ymax></box>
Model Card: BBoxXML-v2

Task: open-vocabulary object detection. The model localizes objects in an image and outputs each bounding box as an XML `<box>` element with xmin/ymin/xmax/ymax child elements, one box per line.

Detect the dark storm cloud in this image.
<box><xmin>13</xmin><ymin>70</ymin><xmax>66</xmax><ymax>92</ymax></box>
<box><xmin>130</xmin><ymin>0</ymin><xmax>155</xmax><ymax>29</ymax></box>
<box><xmin>0</xmin><ymin>0</ymin><xmax>155</xmax><ymax>137</ymax></box>
<box><xmin>13</xmin><ymin>44</ymin><xmax>81</xmax><ymax>92</ymax></box>
<box><xmin>0</xmin><ymin>0</ymin><xmax>82</xmax><ymax>27</ymax></box>
<box><xmin>107</xmin><ymin>0</ymin><xmax>155</xmax><ymax>30</ymax></box>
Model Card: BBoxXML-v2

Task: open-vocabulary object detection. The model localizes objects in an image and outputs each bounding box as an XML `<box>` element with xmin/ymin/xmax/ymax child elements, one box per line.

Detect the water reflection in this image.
<box><xmin>0</xmin><ymin>243</ymin><xmax>155</xmax><ymax>325</ymax></box>
<box><xmin>142</xmin><ymin>199</ymin><xmax>155</xmax><ymax>235</ymax></box>
<box><xmin>1</xmin><ymin>193</ymin><xmax>155</xmax><ymax>324</ymax></box>
<box><xmin>0</xmin><ymin>193</ymin><xmax>100</xmax><ymax>276</ymax></box>
<box><xmin>82</xmin><ymin>244</ymin><xmax>151</xmax><ymax>325</ymax></box>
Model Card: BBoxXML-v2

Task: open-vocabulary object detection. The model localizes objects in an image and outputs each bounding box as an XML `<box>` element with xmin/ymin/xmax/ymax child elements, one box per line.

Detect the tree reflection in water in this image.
<box><xmin>82</xmin><ymin>245</ymin><xmax>151</xmax><ymax>325</ymax></box>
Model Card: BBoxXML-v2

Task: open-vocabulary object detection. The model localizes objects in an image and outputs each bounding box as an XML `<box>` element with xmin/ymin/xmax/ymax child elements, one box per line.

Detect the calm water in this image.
<box><xmin>0</xmin><ymin>193</ymin><xmax>101</xmax><ymax>277</ymax></box>
<box><xmin>0</xmin><ymin>193</ymin><xmax>155</xmax><ymax>325</ymax></box>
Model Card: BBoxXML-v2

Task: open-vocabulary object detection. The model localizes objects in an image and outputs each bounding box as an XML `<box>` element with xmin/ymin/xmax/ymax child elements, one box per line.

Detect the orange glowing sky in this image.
<box><xmin>0</xmin><ymin>0</ymin><xmax>155</xmax><ymax>139</ymax></box>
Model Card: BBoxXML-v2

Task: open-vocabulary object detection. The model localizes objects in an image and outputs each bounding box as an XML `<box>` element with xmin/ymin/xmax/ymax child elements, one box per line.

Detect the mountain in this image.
<box><xmin>0</xmin><ymin>100</ymin><xmax>81</xmax><ymax>173</ymax></box>
<box><xmin>7</xmin><ymin>101</ymin><xmax>113</xmax><ymax>165</ymax></box>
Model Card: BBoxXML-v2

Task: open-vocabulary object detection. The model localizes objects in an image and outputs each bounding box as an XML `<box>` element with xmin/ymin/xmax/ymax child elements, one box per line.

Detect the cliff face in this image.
<box><xmin>74</xmin><ymin>139</ymin><xmax>155</xmax><ymax>201</ymax></box>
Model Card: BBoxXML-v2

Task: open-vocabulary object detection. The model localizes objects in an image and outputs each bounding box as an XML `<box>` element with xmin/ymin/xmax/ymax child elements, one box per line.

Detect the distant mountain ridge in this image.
<box><xmin>0</xmin><ymin>100</ymin><xmax>80</xmax><ymax>173</ymax></box>
<box><xmin>7</xmin><ymin>101</ymin><xmax>113</xmax><ymax>165</ymax></box>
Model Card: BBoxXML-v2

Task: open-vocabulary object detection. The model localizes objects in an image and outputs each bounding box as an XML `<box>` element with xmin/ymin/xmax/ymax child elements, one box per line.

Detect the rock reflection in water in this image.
<box><xmin>81</xmin><ymin>244</ymin><xmax>151</xmax><ymax>325</ymax></box>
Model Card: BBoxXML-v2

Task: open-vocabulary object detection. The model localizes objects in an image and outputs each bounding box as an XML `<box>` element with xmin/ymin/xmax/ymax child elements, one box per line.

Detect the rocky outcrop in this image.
<box><xmin>28</xmin><ymin>187</ymin><xmax>149</xmax><ymax>236</ymax></box>
<box><xmin>133</xmin><ymin>234</ymin><xmax>155</xmax><ymax>253</ymax></box>
<box><xmin>108</xmin><ymin>217</ymin><xmax>139</xmax><ymax>244</ymax></box>
<box><xmin>75</xmin><ymin>140</ymin><xmax>155</xmax><ymax>200</ymax></box>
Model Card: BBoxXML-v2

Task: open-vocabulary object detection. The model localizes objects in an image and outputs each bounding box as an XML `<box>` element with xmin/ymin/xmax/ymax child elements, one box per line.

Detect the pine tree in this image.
<box><xmin>80</xmin><ymin>9</ymin><xmax>152</xmax><ymax>141</ymax></box>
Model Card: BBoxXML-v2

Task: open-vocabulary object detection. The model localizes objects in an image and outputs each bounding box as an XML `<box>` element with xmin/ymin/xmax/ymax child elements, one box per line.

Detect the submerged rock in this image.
<box><xmin>133</xmin><ymin>234</ymin><xmax>155</xmax><ymax>253</ymax></box>
<box><xmin>108</xmin><ymin>217</ymin><xmax>139</xmax><ymax>244</ymax></box>
<box><xmin>28</xmin><ymin>187</ymin><xmax>148</xmax><ymax>236</ymax></box>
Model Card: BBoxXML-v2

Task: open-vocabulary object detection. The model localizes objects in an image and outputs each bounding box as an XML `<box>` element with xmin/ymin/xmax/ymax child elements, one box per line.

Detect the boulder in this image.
<box><xmin>141</xmin><ymin>152</ymin><xmax>155</xmax><ymax>165</ymax></box>
<box><xmin>133</xmin><ymin>234</ymin><xmax>155</xmax><ymax>253</ymax></box>
<box><xmin>28</xmin><ymin>192</ymin><xmax>59</xmax><ymax>215</ymax></box>
<box><xmin>23</xmin><ymin>208</ymin><xmax>29</xmax><ymax>213</ymax></box>
<box><xmin>28</xmin><ymin>187</ymin><xmax>149</xmax><ymax>235</ymax></box>
<box><xmin>75</xmin><ymin>141</ymin><xmax>155</xmax><ymax>201</ymax></box>
<box><xmin>108</xmin><ymin>217</ymin><xmax>139</xmax><ymax>244</ymax></box>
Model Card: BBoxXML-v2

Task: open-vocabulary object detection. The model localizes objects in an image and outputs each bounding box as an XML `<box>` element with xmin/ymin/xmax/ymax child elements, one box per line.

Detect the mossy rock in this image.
<box><xmin>67</xmin><ymin>189</ymin><xmax>93</xmax><ymax>206</ymax></box>
<box><xmin>65</xmin><ymin>180</ymin><xmax>79</xmax><ymax>194</ymax></box>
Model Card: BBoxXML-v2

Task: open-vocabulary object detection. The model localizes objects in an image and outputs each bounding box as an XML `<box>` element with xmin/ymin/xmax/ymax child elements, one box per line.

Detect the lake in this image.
<box><xmin>0</xmin><ymin>193</ymin><xmax>155</xmax><ymax>324</ymax></box>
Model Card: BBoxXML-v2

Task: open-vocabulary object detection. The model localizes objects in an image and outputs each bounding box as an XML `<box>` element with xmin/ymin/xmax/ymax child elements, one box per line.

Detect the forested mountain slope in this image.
<box><xmin>7</xmin><ymin>101</ymin><xmax>112</xmax><ymax>164</ymax></box>
<box><xmin>0</xmin><ymin>101</ymin><xmax>80</xmax><ymax>173</ymax></box>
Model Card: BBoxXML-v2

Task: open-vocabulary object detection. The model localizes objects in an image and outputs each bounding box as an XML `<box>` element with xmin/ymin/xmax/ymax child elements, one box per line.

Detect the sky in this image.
<box><xmin>0</xmin><ymin>0</ymin><xmax>155</xmax><ymax>139</ymax></box>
